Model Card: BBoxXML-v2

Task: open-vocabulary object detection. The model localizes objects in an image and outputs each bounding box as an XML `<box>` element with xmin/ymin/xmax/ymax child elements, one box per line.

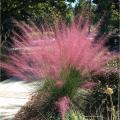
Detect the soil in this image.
<box><xmin>14</xmin><ymin>92</ymin><xmax>50</xmax><ymax>120</ymax></box>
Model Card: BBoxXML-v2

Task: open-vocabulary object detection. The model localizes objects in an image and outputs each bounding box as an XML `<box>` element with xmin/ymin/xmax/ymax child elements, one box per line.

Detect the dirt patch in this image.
<box><xmin>14</xmin><ymin>92</ymin><xmax>50</xmax><ymax>120</ymax></box>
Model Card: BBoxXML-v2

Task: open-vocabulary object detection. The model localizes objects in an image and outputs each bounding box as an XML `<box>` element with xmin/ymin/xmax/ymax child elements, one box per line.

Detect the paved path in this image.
<box><xmin>0</xmin><ymin>79</ymin><xmax>42</xmax><ymax>120</ymax></box>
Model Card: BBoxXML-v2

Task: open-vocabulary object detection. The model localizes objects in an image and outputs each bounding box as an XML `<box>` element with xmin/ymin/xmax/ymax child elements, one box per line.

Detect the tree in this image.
<box><xmin>93</xmin><ymin>0</ymin><xmax>119</xmax><ymax>52</ymax></box>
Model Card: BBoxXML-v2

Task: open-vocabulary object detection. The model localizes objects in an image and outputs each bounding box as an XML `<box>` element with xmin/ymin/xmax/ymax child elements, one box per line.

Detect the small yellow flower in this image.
<box><xmin>105</xmin><ymin>87</ymin><xmax>113</xmax><ymax>95</ymax></box>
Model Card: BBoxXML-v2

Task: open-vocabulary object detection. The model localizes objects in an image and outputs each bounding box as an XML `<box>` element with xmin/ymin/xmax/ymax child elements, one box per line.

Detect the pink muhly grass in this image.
<box><xmin>55</xmin><ymin>96</ymin><xmax>70</xmax><ymax>120</ymax></box>
<box><xmin>1</xmin><ymin>21</ymin><xmax>114</xmax><ymax>80</ymax></box>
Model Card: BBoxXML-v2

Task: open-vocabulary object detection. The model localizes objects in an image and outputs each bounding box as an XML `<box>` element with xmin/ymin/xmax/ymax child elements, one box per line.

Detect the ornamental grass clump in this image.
<box><xmin>1</xmin><ymin>21</ymin><xmax>114</xmax><ymax>81</ymax></box>
<box><xmin>1</xmin><ymin>21</ymin><xmax>115</xmax><ymax>119</ymax></box>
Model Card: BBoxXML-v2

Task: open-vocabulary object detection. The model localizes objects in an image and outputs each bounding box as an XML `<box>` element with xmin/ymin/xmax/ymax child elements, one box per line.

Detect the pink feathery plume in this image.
<box><xmin>55</xmin><ymin>96</ymin><xmax>70</xmax><ymax>120</ymax></box>
<box><xmin>1</xmin><ymin>20</ymin><xmax>115</xmax><ymax>80</ymax></box>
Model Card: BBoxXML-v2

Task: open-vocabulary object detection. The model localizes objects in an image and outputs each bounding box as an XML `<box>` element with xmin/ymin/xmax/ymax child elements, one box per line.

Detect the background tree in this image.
<box><xmin>93</xmin><ymin>0</ymin><xmax>119</xmax><ymax>52</ymax></box>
